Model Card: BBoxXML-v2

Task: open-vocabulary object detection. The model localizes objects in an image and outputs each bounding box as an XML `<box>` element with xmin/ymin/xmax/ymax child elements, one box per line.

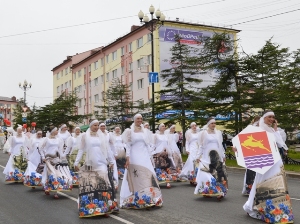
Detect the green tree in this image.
<box><xmin>95</xmin><ymin>78</ymin><xmax>145</xmax><ymax>131</ymax></box>
<box><xmin>12</xmin><ymin>99</ymin><xmax>38</xmax><ymax>129</ymax></box>
<box><xmin>154</xmin><ymin>35</ymin><xmax>202</xmax><ymax>143</ymax></box>
<box><xmin>34</xmin><ymin>92</ymin><xmax>89</xmax><ymax>130</ymax></box>
<box><xmin>194</xmin><ymin>32</ymin><xmax>249</xmax><ymax>134</ymax></box>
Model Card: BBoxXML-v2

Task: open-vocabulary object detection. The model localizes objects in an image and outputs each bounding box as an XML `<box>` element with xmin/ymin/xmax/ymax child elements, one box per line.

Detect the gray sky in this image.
<box><xmin>1</xmin><ymin>0</ymin><xmax>299</xmax><ymax>107</ymax></box>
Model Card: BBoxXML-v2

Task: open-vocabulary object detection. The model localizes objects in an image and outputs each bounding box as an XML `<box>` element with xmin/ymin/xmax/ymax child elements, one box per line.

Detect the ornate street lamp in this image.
<box><xmin>19</xmin><ymin>80</ymin><xmax>32</xmax><ymax>106</ymax></box>
<box><xmin>138</xmin><ymin>5</ymin><xmax>165</xmax><ymax>133</ymax></box>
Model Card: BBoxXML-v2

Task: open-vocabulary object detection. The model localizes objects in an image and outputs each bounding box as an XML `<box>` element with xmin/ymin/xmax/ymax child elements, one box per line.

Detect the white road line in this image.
<box><xmin>291</xmin><ymin>198</ymin><xmax>300</xmax><ymax>201</ymax></box>
<box><xmin>0</xmin><ymin>164</ymin><xmax>134</xmax><ymax>224</ymax></box>
<box><xmin>57</xmin><ymin>192</ymin><xmax>134</xmax><ymax>224</ymax></box>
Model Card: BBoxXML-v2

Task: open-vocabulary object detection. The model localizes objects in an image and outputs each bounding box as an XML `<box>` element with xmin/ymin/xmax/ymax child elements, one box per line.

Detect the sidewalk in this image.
<box><xmin>227</xmin><ymin>166</ymin><xmax>300</xmax><ymax>179</ymax></box>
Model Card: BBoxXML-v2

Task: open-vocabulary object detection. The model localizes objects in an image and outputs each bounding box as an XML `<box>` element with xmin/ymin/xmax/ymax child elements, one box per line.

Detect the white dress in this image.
<box><xmin>167</xmin><ymin>132</ymin><xmax>183</xmax><ymax>169</ymax></box>
<box><xmin>180</xmin><ymin>131</ymin><xmax>199</xmax><ymax>182</ymax></box>
<box><xmin>3</xmin><ymin>135</ymin><xmax>28</xmax><ymax>182</ymax></box>
<box><xmin>75</xmin><ymin>131</ymin><xmax>119</xmax><ymax>217</ymax></box>
<box><xmin>120</xmin><ymin>130</ymin><xmax>163</xmax><ymax>209</ymax></box>
<box><xmin>40</xmin><ymin>137</ymin><xmax>72</xmax><ymax>192</ymax></box>
<box><xmin>23</xmin><ymin>137</ymin><xmax>44</xmax><ymax>187</ymax></box>
<box><xmin>243</xmin><ymin>124</ymin><xmax>294</xmax><ymax>223</ymax></box>
<box><xmin>57</xmin><ymin>131</ymin><xmax>71</xmax><ymax>152</ymax></box>
<box><xmin>194</xmin><ymin>131</ymin><xmax>227</xmax><ymax>196</ymax></box>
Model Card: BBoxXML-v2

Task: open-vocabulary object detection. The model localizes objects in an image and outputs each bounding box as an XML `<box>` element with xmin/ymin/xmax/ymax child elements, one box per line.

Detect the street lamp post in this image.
<box><xmin>19</xmin><ymin>80</ymin><xmax>32</xmax><ymax>106</ymax></box>
<box><xmin>138</xmin><ymin>5</ymin><xmax>165</xmax><ymax>133</ymax></box>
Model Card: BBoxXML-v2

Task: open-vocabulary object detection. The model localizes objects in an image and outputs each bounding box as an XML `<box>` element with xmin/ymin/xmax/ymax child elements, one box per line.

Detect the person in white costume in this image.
<box><xmin>40</xmin><ymin>126</ymin><xmax>73</xmax><ymax>199</ymax></box>
<box><xmin>153</xmin><ymin>123</ymin><xmax>178</xmax><ymax>186</ymax></box>
<box><xmin>242</xmin><ymin>111</ymin><xmax>294</xmax><ymax>223</ymax></box>
<box><xmin>111</xmin><ymin>127</ymin><xmax>126</xmax><ymax>180</ymax></box>
<box><xmin>64</xmin><ymin>127</ymin><xmax>83</xmax><ymax>185</ymax></box>
<box><xmin>98</xmin><ymin>123</ymin><xmax>118</xmax><ymax>189</ymax></box>
<box><xmin>166</xmin><ymin>125</ymin><xmax>183</xmax><ymax>170</ymax></box>
<box><xmin>194</xmin><ymin>118</ymin><xmax>227</xmax><ymax>200</ymax></box>
<box><xmin>0</xmin><ymin>129</ymin><xmax>5</xmax><ymax>150</ymax></box>
<box><xmin>74</xmin><ymin>120</ymin><xmax>119</xmax><ymax>218</ymax></box>
<box><xmin>3</xmin><ymin>125</ymin><xmax>29</xmax><ymax>182</ymax></box>
<box><xmin>179</xmin><ymin>122</ymin><xmax>200</xmax><ymax>184</ymax></box>
<box><xmin>57</xmin><ymin>124</ymin><xmax>71</xmax><ymax>153</ymax></box>
<box><xmin>23</xmin><ymin>129</ymin><xmax>44</xmax><ymax>188</ymax></box>
<box><xmin>3</xmin><ymin>127</ymin><xmax>15</xmax><ymax>154</ymax></box>
<box><xmin>120</xmin><ymin>114</ymin><xmax>163</xmax><ymax>209</ymax></box>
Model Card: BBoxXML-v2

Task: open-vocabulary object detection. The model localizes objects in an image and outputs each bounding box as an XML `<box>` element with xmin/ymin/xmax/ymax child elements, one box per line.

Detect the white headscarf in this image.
<box><xmin>259</xmin><ymin>111</ymin><xmax>287</xmax><ymax>150</ymax></box>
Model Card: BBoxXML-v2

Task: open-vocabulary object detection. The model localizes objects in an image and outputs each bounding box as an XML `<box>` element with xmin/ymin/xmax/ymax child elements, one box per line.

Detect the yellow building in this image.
<box><xmin>52</xmin><ymin>20</ymin><xmax>239</xmax><ymax>125</ymax></box>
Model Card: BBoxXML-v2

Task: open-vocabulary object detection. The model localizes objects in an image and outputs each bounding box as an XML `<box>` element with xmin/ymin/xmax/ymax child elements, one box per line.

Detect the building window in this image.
<box><xmin>56</xmin><ymin>73</ymin><xmax>60</xmax><ymax>80</ymax></box>
<box><xmin>78</xmin><ymin>85</ymin><xmax>82</xmax><ymax>92</ymax></box>
<box><xmin>147</xmin><ymin>54</ymin><xmax>152</xmax><ymax>65</ymax></box>
<box><xmin>137</xmin><ymin>58</ymin><xmax>144</xmax><ymax>68</ymax></box>
<box><xmin>121</xmin><ymin>47</ymin><xmax>124</xmax><ymax>56</ymax></box>
<box><xmin>147</xmin><ymin>33</ymin><xmax>152</xmax><ymax>42</ymax></box>
<box><xmin>129</xmin><ymin>62</ymin><xmax>133</xmax><ymax>71</ymax></box>
<box><xmin>94</xmin><ymin>77</ymin><xmax>98</xmax><ymax>86</ymax></box>
<box><xmin>139</xmin><ymin>100</ymin><xmax>144</xmax><ymax>108</ymax></box>
<box><xmin>129</xmin><ymin>82</ymin><xmax>133</xmax><ymax>91</ymax></box>
<box><xmin>84</xmin><ymin>67</ymin><xmax>86</xmax><ymax>74</ymax></box>
<box><xmin>65</xmin><ymin>82</ymin><xmax>68</xmax><ymax>89</ymax></box>
<box><xmin>137</xmin><ymin>78</ymin><xmax>144</xmax><ymax>89</ymax></box>
<box><xmin>89</xmin><ymin>96</ymin><xmax>91</xmax><ymax>104</ymax></box>
<box><xmin>94</xmin><ymin>61</ymin><xmax>98</xmax><ymax>70</ymax></box>
<box><xmin>88</xmin><ymin>64</ymin><xmax>91</xmax><ymax>72</ymax></box>
<box><xmin>101</xmin><ymin>91</ymin><xmax>105</xmax><ymax>100</ymax></box>
<box><xmin>65</xmin><ymin>68</ymin><xmax>68</xmax><ymax>75</ymax></box>
<box><xmin>121</xmin><ymin>66</ymin><xmax>124</xmax><ymax>74</ymax></box>
<box><xmin>89</xmin><ymin>81</ymin><xmax>91</xmax><ymax>88</ymax></box>
<box><xmin>112</xmin><ymin>69</ymin><xmax>117</xmax><ymax>79</ymax></box>
<box><xmin>101</xmin><ymin>75</ymin><xmax>104</xmax><ymax>83</ymax></box>
<box><xmin>78</xmin><ymin>99</ymin><xmax>82</xmax><ymax>108</ymax></box>
<box><xmin>137</xmin><ymin>37</ymin><xmax>143</xmax><ymax>48</ymax></box>
<box><xmin>78</xmin><ymin>69</ymin><xmax>82</xmax><ymax>77</ymax></box>
<box><xmin>106</xmin><ymin>55</ymin><xmax>109</xmax><ymax>63</ymax></box>
<box><xmin>129</xmin><ymin>42</ymin><xmax>132</xmax><ymax>52</ymax></box>
<box><xmin>106</xmin><ymin>73</ymin><xmax>109</xmax><ymax>82</ymax></box>
<box><xmin>101</xmin><ymin>58</ymin><xmax>104</xmax><ymax>67</ymax></box>
<box><xmin>73</xmin><ymin>73</ymin><xmax>76</xmax><ymax>79</ymax></box>
<box><xmin>57</xmin><ymin>86</ymin><xmax>60</xmax><ymax>93</ymax></box>
<box><xmin>61</xmin><ymin>84</ymin><xmax>63</xmax><ymax>91</ymax></box>
<box><xmin>61</xmin><ymin>71</ymin><xmax>63</xmax><ymax>77</ymax></box>
<box><xmin>94</xmin><ymin>94</ymin><xmax>99</xmax><ymax>103</ymax></box>
<box><xmin>112</xmin><ymin>51</ymin><xmax>117</xmax><ymax>61</ymax></box>
<box><xmin>69</xmin><ymin>80</ymin><xmax>72</xmax><ymax>88</ymax></box>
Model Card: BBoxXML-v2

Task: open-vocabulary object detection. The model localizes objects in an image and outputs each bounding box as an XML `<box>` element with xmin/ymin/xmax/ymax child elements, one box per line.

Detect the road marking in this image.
<box><xmin>57</xmin><ymin>192</ymin><xmax>134</xmax><ymax>224</ymax></box>
<box><xmin>291</xmin><ymin>198</ymin><xmax>300</xmax><ymax>201</ymax></box>
<box><xmin>0</xmin><ymin>165</ymin><xmax>5</xmax><ymax>169</ymax></box>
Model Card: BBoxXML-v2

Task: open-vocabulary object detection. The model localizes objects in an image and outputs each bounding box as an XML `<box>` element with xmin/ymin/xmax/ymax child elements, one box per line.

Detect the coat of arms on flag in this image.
<box><xmin>232</xmin><ymin>126</ymin><xmax>281</xmax><ymax>174</ymax></box>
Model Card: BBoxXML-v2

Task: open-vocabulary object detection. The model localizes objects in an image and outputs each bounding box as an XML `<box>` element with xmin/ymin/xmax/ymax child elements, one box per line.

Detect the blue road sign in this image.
<box><xmin>149</xmin><ymin>72</ymin><xmax>159</xmax><ymax>83</ymax></box>
<box><xmin>22</xmin><ymin>117</ymin><xmax>27</xmax><ymax>122</ymax></box>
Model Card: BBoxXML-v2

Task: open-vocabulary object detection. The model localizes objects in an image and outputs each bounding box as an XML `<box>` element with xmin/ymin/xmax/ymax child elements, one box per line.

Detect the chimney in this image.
<box><xmin>131</xmin><ymin>25</ymin><xmax>140</xmax><ymax>32</ymax></box>
<box><xmin>11</xmin><ymin>96</ymin><xmax>16</xmax><ymax>101</ymax></box>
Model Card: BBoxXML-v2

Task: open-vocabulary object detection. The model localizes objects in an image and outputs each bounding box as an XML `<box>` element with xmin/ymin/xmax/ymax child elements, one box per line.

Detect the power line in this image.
<box><xmin>0</xmin><ymin>1</ymin><xmax>225</xmax><ymax>39</ymax></box>
<box><xmin>230</xmin><ymin>8</ymin><xmax>300</xmax><ymax>26</ymax></box>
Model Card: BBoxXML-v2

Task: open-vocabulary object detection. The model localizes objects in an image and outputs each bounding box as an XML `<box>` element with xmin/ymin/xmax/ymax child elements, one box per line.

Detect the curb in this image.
<box><xmin>226</xmin><ymin>166</ymin><xmax>300</xmax><ymax>179</ymax></box>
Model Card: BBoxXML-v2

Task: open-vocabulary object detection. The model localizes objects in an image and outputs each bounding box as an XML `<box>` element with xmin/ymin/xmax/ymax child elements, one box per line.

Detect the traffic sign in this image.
<box><xmin>149</xmin><ymin>72</ymin><xmax>159</xmax><ymax>83</ymax></box>
<box><xmin>22</xmin><ymin>112</ymin><xmax>27</xmax><ymax>118</ymax></box>
<box><xmin>22</xmin><ymin>117</ymin><xmax>27</xmax><ymax>122</ymax></box>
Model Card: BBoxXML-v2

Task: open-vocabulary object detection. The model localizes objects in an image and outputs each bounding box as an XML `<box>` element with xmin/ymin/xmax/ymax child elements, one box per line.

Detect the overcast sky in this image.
<box><xmin>1</xmin><ymin>0</ymin><xmax>299</xmax><ymax>107</ymax></box>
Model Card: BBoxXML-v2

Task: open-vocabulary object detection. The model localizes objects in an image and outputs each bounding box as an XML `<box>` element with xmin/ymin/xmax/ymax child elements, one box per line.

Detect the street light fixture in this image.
<box><xmin>138</xmin><ymin>5</ymin><xmax>165</xmax><ymax>133</ymax></box>
<box><xmin>19</xmin><ymin>79</ymin><xmax>32</xmax><ymax>106</ymax></box>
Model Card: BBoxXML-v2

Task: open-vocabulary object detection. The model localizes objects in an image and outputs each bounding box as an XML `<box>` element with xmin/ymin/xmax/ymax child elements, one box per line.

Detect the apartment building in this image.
<box><xmin>52</xmin><ymin>19</ymin><xmax>239</xmax><ymax>124</ymax></box>
<box><xmin>0</xmin><ymin>96</ymin><xmax>17</xmax><ymax>127</ymax></box>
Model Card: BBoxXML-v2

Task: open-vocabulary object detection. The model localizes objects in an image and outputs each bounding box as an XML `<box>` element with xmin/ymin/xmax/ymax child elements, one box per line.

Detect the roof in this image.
<box><xmin>0</xmin><ymin>96</ymin><xmax>16</xmax><ymax>102</ymax></box>
<box><xmin>71</xmin><ymin>20</ymin><xmax>240</xmax><ymax>68</ymax></box>
<box><xmin>51</xmin><ymin>56</ymin><xmax>72</xmax><ymax>71</ymax></box>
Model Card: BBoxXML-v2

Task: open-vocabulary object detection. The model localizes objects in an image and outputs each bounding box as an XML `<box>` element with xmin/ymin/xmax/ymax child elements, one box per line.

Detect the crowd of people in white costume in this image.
<box><xmin>0</xmin><ymin>111</ymin><xmax>294</xmax><ymax>222</ymax></box>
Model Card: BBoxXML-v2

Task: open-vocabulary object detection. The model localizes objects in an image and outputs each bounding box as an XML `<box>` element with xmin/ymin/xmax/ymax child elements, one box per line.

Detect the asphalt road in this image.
<box><xmin>0</xmin><ymin>152</ymin><xmax>299</xmax><ymax>224</ymax></box>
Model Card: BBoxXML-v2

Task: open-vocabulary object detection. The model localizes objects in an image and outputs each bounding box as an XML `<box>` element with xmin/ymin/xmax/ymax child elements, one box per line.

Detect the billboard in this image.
<box><xmin>159</xmin><ymin>26</ymin><xmax>233</xmax><ymax>100</ymax></box>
